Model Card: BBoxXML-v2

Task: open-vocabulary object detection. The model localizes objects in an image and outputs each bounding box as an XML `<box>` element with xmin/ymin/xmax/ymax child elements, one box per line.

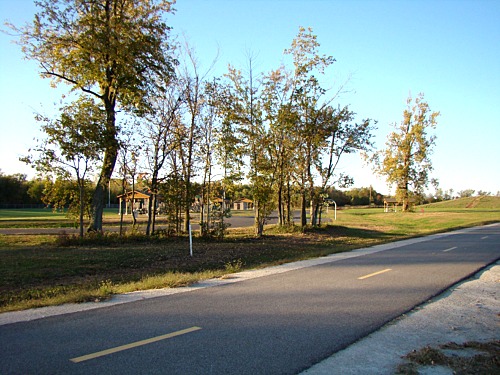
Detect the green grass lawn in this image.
<box><xmin>0</xmin><ymin>208</ymin><xmax>67</xmax><ymax>220</ymax></box>
<box><xmin>0</xmin><ymin>207</ymin><xmax>129</xmax><ymax>228</ymax></box>
<box><xmin>0</xmin><ymin>208</ymin><xmax>70</xmax><ymax>229</ymax></box>
<box><xmin>0</xmin><ymin>207</ymin><xmax>126</xmax><ymax>220</ymax></box>
<box><xmin>0</xmin><ymin>197</ymin><xmax>499</xmax><ymax>313</ymax></box>
<box><xmin>335</xmin><ymin>206</ymin><xmax>500</xmax><ymax>237</ymax></box>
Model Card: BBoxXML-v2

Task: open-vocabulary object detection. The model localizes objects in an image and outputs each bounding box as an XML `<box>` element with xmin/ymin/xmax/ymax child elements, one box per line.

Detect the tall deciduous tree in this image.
<box><xmin>116</xmin><ymin>126</ymin><xmax>141</xmax><ymax>235</ymax></box>
<box><xmin>374</xmin><ymin>94</ymin><xmax>439</xmax><ymax>211</ymax></box>
<box><xmin>11</xmin><ymin>0</ymin><xmax>176</xmax><ymax>231</ymax></box>
<box><xmin>203</xmin><ymin>79</ymin><xmax>243</xmax><ymax>237</ymax></box>
<box><xmin>224</xmin><ymin>56</ymin><xmax>274</xmax><ymax>237</ymax></box>
<box><xmin>262</xmin><ymin>67</ymin><xmax>296</xmax><ymax>226</ymax></box>
<box><xmin>284</xmin><ymin>27</ymin><xmax>336</xmax><ymax>227</ymax></box>
<box><xmin>141</xmin><ymin>80</ymin><xmax>182</xmax><ymax>235</ymax></box>
<box><xmin>23</xmin><ymin>97</ymin><xmax>106</xmax><ymax>236</ymax></box>
<box><xmin>310</xmin><ymin>105</ymin><xmax>374</xmax><ymax>224</ymax></box>
<box><xmin>199</xmin><ymin>80</ymin><xmax>219</xmax><ymax>237</ymax></box>
<box><xmin>175</xmin><ymin>41</ymin><xmax>215</xmax><ymax>233</ymax></box>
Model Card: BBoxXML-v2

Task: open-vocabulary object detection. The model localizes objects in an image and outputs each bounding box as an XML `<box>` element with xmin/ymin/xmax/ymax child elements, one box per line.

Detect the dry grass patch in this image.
<box><xmin>396</xmin><ymin>341</ymin><xmax>500</xmax><ymax>375</ymax></box>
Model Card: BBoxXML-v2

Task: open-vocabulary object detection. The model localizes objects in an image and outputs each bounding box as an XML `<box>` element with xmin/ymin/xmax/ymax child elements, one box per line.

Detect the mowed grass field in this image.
<box><xmin>0</xmin><ymin>207</ymin><xmax>123</xmax><ymax>228</ymax></box>
<box><xmin>337</xmin><ymin>196</ymin><xmax>500</xmax><ymax>237</ymax></box>
<box><xmin>0</xmin><ymin>197</ymin><xmax>499</xmax><ymax>313</ymax></box>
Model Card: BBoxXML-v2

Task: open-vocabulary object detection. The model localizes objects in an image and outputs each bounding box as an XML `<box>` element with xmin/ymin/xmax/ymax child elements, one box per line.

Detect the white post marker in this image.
<box><xmin>189</xmin><ymin>224</ymin><xmax>193</xmax><ymax>257</ymax></box>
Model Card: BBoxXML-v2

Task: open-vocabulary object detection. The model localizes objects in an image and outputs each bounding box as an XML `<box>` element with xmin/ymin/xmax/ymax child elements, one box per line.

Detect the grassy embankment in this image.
<box><xmin>0</xmin><ymin>196</ymin><xmax>499</xmax><ymax>313</ymax></box>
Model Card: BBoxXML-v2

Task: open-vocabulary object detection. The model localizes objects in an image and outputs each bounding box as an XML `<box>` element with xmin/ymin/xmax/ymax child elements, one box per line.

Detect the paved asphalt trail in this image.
<box><xmin>0</xmin><ymin>225</ymin><xmax>498</xmax><ymax>374</ymax></box>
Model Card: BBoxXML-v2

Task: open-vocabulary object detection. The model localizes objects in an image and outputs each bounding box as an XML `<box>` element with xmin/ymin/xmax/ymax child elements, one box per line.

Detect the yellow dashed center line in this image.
<box><xmin>358</xmin><ymin>268</ymin><xmax>392</xmax><ymax>280</ymax></box>
<box><xmin>70</xmin><ymin>326</ymin><xmax>202</xmax><ymax>363</ymax></box>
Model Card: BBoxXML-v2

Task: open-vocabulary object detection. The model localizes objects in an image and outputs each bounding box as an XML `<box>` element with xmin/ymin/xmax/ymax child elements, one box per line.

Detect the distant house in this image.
<box><xmin>233</xmin><ymin>198</ymin><xmax>254</xmax><ymax>211</ymax></box>
<box><xmin>117</xmin><ymin>191</ymin><xmax>150</xmax><ymax>215</ymax></box>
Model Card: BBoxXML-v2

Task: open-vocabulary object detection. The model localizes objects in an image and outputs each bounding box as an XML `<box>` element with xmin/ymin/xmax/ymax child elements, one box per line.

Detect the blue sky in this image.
<box><xmin>1</xmin><ymin>0</ymin><xmax>499</xmax><ymax>195</ymax></box>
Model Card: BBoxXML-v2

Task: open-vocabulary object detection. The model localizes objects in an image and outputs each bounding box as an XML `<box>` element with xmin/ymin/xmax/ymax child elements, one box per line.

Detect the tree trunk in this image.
<box><xmin>183</xmin><ymin>179</ymin><xmax>191</xmax><ymax>233</ymax></box>
<box><xmin>79</xmin><ymin>182</ymin><xmax>84</xmax><ymax>238</ymax></box>
<box><xmin>177</xmin><ymin>203</ymin><xmax>181</xmax><ymax>234</ymax></box>
<box><xmin>119</xmin><ymin>198</ymin><xmax>125</xmax><ymax>236</ymax></box>
<box><xmin>310</xmin><ymin>204</ymin><xmax>317</xmax><ymax>226</ymax></box>
<box><xmin>300</xmin><ymin>191</ymin><xmax>307</xmax><ymax>227</ymax></box>
<box><xmin>146</xmin><ymin>196</ymin><xmax>153</xmax><ymax>236</ymax></box>
<box><xmin>146</xmin><ymin>173</ymin><xmax>158</xmax><ymax>236</ymax></box>
<box><xmin>88</xmin><ymin>97</ymin><xmax>118</xmax><ymax>232</ymax></box>
<box><xmin>400</xmin><ymin>178</ymin><xmax>410</xmax><ymax>212</ymax></box>
<box><xmin>131</xmin><ymin>177</ymin><xmax>137</xmax><ymax>226</ymax></box>
<box><xmin>184</xmin><ymin>205</ymin><xmax>190</xmax><ymax>233</ymax></box>
<box><xmin>151</xmin><ymin>194</ymin><xmax>157</xmax><ymax>234</ymax></box>
<box><xmin>146</xmin><ymin>193</ymin><xmax>158</xmax><ymax>236</ymax></box>
<box><xmin>277</xmin><ymin>182</ymin><xmax>283</xmax><ymax>226</ymax></box>
<box><xmin>286</xmin><ymin>181</ymin><xmax>292</xmax><ymax>225</ymax></box>
<box><xmin>402</xmin><ymin>187</ymin><xmax>409</xmax><ymax>212</ymax></box>
<box><xmin>119</xmin><ymin>178</ymin><xmax>126</xmax><ymax>236</ymax></box>
<box><xmin>200</xmin><ymin>162</ymin><xmax>211</xmax><ymax>237</ymax></box>
<box><xmin>205</xmin><ymin>176</ymin><xmax>212</xmax><ymax>236</ymax></box>
<box><xmin>254</xmin><ymin>201</ymin><xmax>263</xmax><ymax>238</ymax></box>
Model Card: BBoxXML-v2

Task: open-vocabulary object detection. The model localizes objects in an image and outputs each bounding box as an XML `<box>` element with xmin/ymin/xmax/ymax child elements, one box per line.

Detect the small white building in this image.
<box><xmin>232</xmin><ymin>198</ymin><xmax>254</xmax><ymax>211</ymax></box>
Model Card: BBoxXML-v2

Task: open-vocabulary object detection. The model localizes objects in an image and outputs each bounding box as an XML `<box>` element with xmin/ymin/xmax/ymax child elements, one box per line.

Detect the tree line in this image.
<box><xmin>4</xmin><ymin>170</ymin><xmax>379</xmax><ymax>209</ymax></box>
<box><xmin>2</xmin><ymin>170</ymin><xmax>495</xmax><ymax>210</ymax></box>
<box><xmin>9</xmin><ymin>0</ymin><xmax>446</xmax><ymax>238</ymax></box>
<box><xmin>0</xmin><ymin>171</ymin><xmax>388</xmax><ymax>209</ymax></box>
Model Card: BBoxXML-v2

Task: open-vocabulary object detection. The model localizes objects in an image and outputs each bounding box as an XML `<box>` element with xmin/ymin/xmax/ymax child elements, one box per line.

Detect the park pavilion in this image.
<box><xmin>117</xmin><ymin>191</ymin><xmax>150</xmax><ymax>215</ymax></box>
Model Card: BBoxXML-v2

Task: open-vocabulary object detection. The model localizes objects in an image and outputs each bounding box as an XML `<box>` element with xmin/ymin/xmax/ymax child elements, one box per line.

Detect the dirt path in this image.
<box><xmin>466</xmin><ymin>195</ymin><xmax>484</xmax><ymax>208</ymax></box>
